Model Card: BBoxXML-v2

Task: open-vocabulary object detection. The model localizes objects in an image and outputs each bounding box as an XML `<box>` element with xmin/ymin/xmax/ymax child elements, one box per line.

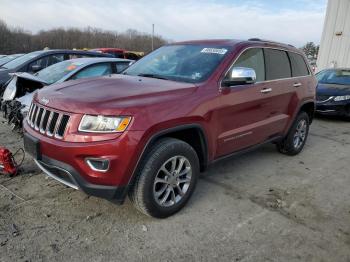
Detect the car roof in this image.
<box><xmin>172</xmin><ymin>38</ymin><xmax>300</xmax><ymax>53</ymax></box>
<box><xmin>65</xmin><ymin>57</ymin><xmax>132</xmax><ymax>66</ymax></box>
<box><xmin>6</xmin><ymin>53</ymin><xmax>24</xmax><ymax>57</ymax></box>
<box><xmin>91</xmin><ymin>48</ymin><xmax>126</xmax><ymax>52</ymax></box>
<box><xmin>23</xmin><ymin>49</ymin><xmax>111</xmax><ymax>56</ymax></box>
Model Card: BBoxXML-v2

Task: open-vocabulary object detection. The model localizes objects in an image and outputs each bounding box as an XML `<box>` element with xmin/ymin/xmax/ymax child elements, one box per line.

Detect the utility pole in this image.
<box><xmin>152</xmin><ymin>24</ymin><xmax>154</xmax><ymax>51</ymax></box>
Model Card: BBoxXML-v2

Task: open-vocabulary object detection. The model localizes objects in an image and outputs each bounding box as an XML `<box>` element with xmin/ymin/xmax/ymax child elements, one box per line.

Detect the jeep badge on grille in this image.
<box><xmin>41</xmin><ymin>97</ymin><xmax>49</xmax><ymax>105</ymax></box>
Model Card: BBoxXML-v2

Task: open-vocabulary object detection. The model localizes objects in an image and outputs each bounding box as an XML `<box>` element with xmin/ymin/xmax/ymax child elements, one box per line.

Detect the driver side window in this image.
<box><xmin>232</xmin><ymin>48</ymin><xmax>265</xmax><ymax>82</ymax></box>
<box><xmin>28</xmin><ymin>56</ymin><xmax>49</xmax><ymax>72</ymax></box>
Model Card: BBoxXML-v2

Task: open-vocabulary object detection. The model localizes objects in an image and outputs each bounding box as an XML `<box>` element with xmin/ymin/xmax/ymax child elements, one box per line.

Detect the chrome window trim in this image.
<box><xmin>219</xmin><ymin>46</ymin><xmax>313</xmax><ymax>89</ymax></box>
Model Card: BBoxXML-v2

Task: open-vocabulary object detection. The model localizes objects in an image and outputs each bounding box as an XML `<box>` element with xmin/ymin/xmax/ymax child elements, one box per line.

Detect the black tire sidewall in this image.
<box><xmin>139</xmin><ymin>139</ymin><xmax>199</xmax><ymax>218</ymax></box>
<box><xmin>281</xmin><ymin>112</ymin><xmax>310</xmax><ymax>155</ymax></box>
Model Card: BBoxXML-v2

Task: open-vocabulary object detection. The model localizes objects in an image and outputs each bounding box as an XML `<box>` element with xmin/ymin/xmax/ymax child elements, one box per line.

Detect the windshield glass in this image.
<box><xmin>0</xmin><ymin>54</ymin><xmax>22</xmax><ymax>66</ymax></box>
<box><xmin>1</xmin><ymin>51</ymin><xmax>42</xmax><ymax>69</ymax></box>
<box><xmin>123</xmin><ymin>44</ymin><xmax>231</xmax><ymax>83</ymax></box>
<box><xmin>36</xmin><ymin>60</ymin><xmax>85</xmax><ymax>84</ymax></box>
<box><xmin>316</xmin><ymin>69</ymin><xmax>350</xmax><ymax>85</ymax></box>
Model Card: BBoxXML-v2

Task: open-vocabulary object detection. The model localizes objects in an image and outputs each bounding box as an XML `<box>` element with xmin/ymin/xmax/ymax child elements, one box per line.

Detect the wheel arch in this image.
<box><xmin>298</xmin><ymin>100</ymin><xmax>315</xmax><ymax>123</ymax></box>
<box><xmin>126</xmin><ymin>124</ymin><xmax>209</xmax><ymax>193</ymax></box>
<box><xmin>140</xmin><ymin>124</ymin><xmax>209</xmax><ymax>172</ymax></box>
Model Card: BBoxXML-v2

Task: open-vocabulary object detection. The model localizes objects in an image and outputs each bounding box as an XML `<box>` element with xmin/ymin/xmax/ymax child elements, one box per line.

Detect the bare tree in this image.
<box><xmin>0</xmin><ymin>19</ymin><xmax>168</xmax><ymax>54</ymax></box>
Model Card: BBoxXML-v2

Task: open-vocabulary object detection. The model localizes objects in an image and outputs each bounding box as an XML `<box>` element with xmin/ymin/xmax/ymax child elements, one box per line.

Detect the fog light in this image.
<box><xmin>86</xmin><ymin>158</ymin><xmax>110</xmax><ymax>172</ymax></box>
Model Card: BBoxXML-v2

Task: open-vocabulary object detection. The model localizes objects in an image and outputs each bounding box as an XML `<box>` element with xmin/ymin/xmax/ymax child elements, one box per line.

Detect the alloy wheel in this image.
<box><xmin>153</xmin><ymin>155</ymin><xmax>192</xmax><ymax>207</ymax></box>
<box><xmin>293</xmin><ymin>119</ymin><xmax>307</xmax><ymax>149</ymax></box>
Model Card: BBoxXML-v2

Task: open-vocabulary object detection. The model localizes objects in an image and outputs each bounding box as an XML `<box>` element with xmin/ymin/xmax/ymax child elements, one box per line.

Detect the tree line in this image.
<box><xmin>0</xmin><ymin>19</ymin><xmax>168</xmax><ymax>54</ymax></box>
<box><xmin>1</xmin><ymin>19</ymin><xmax>320</xmax><ymax>60</ymax></box>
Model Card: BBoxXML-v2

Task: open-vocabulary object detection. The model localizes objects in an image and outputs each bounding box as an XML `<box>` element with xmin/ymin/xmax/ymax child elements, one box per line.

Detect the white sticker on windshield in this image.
<box><xmin>201</xmin><ymin>48</ymin><xmax>228</xmax><ymax>55</ymax></box>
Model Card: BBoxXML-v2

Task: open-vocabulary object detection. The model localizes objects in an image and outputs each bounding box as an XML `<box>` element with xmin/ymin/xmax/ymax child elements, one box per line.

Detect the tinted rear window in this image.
<box><xmin>289</xmin><ymin>52</ymin><xmax>309</xmax><ymax>77</ymax></box>
<box><xmin>264</xmin><ymin>49</ymin><xmax>291</xmax><ymax>80</ymax></box>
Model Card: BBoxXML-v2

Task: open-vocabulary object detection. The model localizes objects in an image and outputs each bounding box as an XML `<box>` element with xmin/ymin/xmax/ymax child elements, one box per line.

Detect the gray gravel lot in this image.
<box><xmin>0</xmin><ymin>115</ymin><xmax>350</xmax><ymax>262</ymax></box>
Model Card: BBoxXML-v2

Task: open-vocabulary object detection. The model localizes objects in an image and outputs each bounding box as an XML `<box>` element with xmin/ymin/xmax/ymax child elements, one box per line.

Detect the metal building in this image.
<box><xmin>317</xmin><ymin>0</ymin><xmax>350</xmax><ymax>72</ymax></box>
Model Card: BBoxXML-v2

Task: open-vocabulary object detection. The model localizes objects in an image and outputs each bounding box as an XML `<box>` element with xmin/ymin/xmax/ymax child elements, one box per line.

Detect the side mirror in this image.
<box><xmin>222</xmin><ymin>67</ymin><xmax>256</xmax><ymax>87</ymax></box>
<box><xmin>30</xmin><ymin>64</ymin><xmax>43</xmax><ymax>73</ymax></box>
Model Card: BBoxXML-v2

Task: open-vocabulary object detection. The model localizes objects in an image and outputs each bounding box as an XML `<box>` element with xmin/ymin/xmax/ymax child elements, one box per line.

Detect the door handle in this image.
<box><xmin>293</xmin><ymin>82</ymin><xmax>302</xmax><ymax>87</ymax></box>
<box><xmin>260</xmin><ymin>88</ymin><xmax>272</xmax><ymax>94</ymax></box>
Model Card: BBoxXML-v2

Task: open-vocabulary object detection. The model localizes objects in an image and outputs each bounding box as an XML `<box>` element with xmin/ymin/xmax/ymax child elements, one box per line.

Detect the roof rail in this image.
<box><xmin>248</xmin><ymin>38</ymin><xmax>295</xmax><ymax>48</ymax></box>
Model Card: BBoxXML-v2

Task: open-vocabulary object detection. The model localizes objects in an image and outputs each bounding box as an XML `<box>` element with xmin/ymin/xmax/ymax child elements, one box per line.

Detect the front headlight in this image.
<box><xmin>2</xmin><ymin>76</ymin><xmax>17</xmax><ymax>101</ymax></box>
<box><xmin>333</xmin><ymin>95</ymin><xmax>350</xmax><ymax>101</ymax></box>
<box><xmin>78</xmin><ymin>115</ymin><xmax>132</xmax><ymax>133</ymax></box>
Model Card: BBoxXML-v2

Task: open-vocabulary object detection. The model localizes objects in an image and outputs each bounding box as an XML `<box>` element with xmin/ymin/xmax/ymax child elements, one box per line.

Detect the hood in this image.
<box><xmin>2</xmin><ymin>72</ymin><xmax>47</xmax><ymax>101</ymax></box>
<box><xmin>35</xmin><ymin>74</ymin><xmax>197</xmax><ymax>114</ymax></box>
<box><xmin>317</xmin><ymin>83</ymin><xmax>350</xmax><ymax>96</ymax></box>
<box><xmin>16</xmin><ymin>92</ymin><xmax>34</xmax><ymax>113</ymax></box>
<box><xmin>0</xmin><ymin>68</ymin><xmax>13</xmax><ymax>86</ymax></box>
<box><xmin>14</xmin><ymin>72</ymin><xmax>49</xmax><ymax>85</ymax></box>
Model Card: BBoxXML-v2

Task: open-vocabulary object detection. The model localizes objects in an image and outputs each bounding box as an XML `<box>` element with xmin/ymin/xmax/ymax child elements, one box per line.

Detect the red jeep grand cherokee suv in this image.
<box><xmin>23</xmin><ymin>39</ymin><xmax>316</xmax><ymax>218</ymax></box>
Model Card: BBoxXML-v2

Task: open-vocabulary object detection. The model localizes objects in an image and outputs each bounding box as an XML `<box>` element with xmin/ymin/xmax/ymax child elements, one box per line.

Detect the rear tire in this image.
<box><xmin>276</xmin><ymin>112</ymin><xmax>310</xmax><ymax>156</ymax></box>
<box><xmin>128</xmin><ymin>138</ymin><xmax>199</xmax><ymax>218</ymax></box>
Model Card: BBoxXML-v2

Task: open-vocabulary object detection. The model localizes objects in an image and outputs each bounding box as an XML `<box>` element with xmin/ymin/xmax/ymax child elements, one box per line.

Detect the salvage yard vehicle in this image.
<box><xmin>316</xmin><ymin>68</ymin><xmax>350</xmax><ymax>118</ymax></box>
<box><xmin>0</xmin><ymin>54</ymin><xmax>24</xmax><ymax>67</ymax></box>
<box><xmin>1</xmin><ymin>57</ymin><xmax>133</xmax><ymax>129</ymax></box>
<box><xmin>0</xmin><ymin>49</ymin><xmax>112</xmax><ymax>92</ymax></box>
<box><xmin>23</xmin><ymin>39</ymin><xmax>316</xmax><ymax>218</ymax></box>
<box><xmin>91</xmin><ymin>48</ymin><xmax>143</xmax><ymax>60</ymax></box>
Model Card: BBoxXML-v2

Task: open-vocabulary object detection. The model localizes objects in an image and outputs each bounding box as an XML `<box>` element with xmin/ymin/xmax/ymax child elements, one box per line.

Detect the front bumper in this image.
<box><xmin>23</xmin><ymin>120</ymin><xmax>145</xmax><ymax>203</ymax></box>
<box><xmin>35</xmin><ymin>155</ymin><xmax>126</xmax><ymax>203</ymax></box>
<box><xmin>316</xmin><ymin>101</ymin><xmax>350</xmax><ymax>116</ymax></box>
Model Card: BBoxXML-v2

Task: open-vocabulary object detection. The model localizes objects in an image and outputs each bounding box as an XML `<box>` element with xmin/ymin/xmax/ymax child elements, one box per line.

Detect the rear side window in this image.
<box><xmin>48</xmin><ymin>54</ymin><xmax>64</xmax><ymax>66</ymax></box>
<box><xmin>289</xmin><ymin>52</ymin><xmax>309</xmax><ymax>77</ymax></box>
<box><xmin>67</xmin><ymin>54</ymin><xmax>95</xmax><ymax>59</ymax></box>
<box><xmin>264</xmin><ymin>49</ymin><xmax>291</xmax><ymax>80</ymax></box>
<box><xmin>71</xmin><ymin>63</ymin><xmax>112</xmax><ymax>80</ymax></box>
<box><xmin>233</xmin><ymin>48</ymin><xmax>265</xmax><ymax>82</ymax></box>
<box><xmin>115</xmin><ymin>62</ymin><xmax>130</xmax><ymax>73</ymax></box>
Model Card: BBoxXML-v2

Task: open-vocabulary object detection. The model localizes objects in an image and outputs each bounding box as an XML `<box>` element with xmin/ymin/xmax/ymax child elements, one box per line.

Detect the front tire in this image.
<box><xmin>276</xmin><ymin>112</ymin><xmax>310</xmax><ymax>156</ymax></box>
<box><xmin>129</xmin><ymin>138</ymin><xmax>199</xmax><ymax>218</ymax></box>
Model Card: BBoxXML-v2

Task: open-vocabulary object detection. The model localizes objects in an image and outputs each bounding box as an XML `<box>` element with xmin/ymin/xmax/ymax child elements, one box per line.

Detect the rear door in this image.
<box><xmin>261</xmin><ymin>48</ymin><xmax>296</xmax><ymax>134</ymax></box>
<box><xmin>288</xmin><ymin>51</ymin><xmax>313</xmax><ymax>107</ymax></box>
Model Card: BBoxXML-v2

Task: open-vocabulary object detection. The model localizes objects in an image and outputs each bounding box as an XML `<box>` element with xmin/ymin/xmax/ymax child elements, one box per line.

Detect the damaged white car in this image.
<box><xmin>0</xmin><ymin>57</ymin><xmax>132</xmax><ymax>130</ymax></box>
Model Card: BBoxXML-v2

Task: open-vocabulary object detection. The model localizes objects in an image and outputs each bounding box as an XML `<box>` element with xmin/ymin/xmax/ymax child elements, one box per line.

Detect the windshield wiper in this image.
<box><xmin>137</xmin><ymin>73</ymin><xmax>170</xmax><ymax>80</ymax></box>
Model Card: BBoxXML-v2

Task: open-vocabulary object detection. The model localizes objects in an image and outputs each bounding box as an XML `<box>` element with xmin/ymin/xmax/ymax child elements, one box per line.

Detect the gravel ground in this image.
<box><xmin>0</xmin><ymin>115</ymin><xmax>350</xmax><ymax>262</ymax></box>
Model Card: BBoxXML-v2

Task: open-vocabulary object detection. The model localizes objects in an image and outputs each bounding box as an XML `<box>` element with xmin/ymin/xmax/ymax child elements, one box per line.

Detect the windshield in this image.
<box><xmin>123</xmin><ymin>44</ymin><xmax>231</xmax><ymax>83</ymax></box>
<box><xmin>36</xmin><ymin>60</ymin><xmax>85</xmax><ymax>84</ymax></box>
<box><xmin>0</xmin><ymin>54</ymin><xmax>22</xmax><ymax>66</ymax></box>
<box><xmin>1</xmin><ymin>51</ymin><xmax>42</xmax><ymax>69</ymax></box>
<box><xmin>316</xmin><ymin>69</ymin><xmax>350</xmax><ymax>85</ymax></box>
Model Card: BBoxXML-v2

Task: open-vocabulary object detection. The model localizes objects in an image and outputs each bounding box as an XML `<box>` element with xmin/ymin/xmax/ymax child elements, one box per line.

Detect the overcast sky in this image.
<box><xmin>0</xmin><ymin>0</ymin><xmax>327</xmax><ymax>47</ymax></box>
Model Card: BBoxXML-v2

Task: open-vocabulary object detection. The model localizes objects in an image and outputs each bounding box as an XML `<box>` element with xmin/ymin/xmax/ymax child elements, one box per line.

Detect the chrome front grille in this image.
<box><xmin>27</xmin><ymin>103</ymin><xmax>70</xmax><ymax>139</ymax></box>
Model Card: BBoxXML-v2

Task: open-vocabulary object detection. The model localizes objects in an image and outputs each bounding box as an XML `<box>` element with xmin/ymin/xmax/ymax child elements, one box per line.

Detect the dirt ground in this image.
<box><xmin>0</xmin><ymin>115</ymin><xmax>349</xmax><ymax>262</ymax></box>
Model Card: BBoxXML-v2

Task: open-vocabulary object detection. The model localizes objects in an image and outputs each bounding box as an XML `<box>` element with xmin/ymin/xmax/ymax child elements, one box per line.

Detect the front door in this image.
<box><xmin>216</xmin><ymin>47</ymin><xmax>293</xmax><ymax>157</ymax></box>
